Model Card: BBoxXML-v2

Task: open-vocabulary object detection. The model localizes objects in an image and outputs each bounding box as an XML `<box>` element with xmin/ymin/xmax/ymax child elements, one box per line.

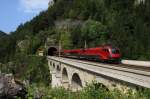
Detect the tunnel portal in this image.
<box><xmin>48</xmin><ymin>47</ymin><xmax>58</xmax><ymax>56</ymax></box>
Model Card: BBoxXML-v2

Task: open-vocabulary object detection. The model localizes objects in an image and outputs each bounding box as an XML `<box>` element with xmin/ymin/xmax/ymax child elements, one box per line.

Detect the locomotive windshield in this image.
<box><xmin>111</xmin><ymin>49</ymin><xmax>119</xmax><ymax>54</ymax></box>
<box><xmin>103</xmin><ymin>49</ymin><xmax>109</xmax><ymax>52</ymax></box>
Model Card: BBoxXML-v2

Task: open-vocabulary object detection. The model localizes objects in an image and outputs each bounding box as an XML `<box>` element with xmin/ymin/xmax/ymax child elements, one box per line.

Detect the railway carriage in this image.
<box><xmin>63</xmin><ymin>45</ymin><xmax>121</xmax><ymax>63</ymax></box>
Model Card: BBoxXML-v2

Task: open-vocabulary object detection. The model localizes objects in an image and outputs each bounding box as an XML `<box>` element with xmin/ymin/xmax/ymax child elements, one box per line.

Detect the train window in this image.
<box><xmin>103</xmin><ymin>49</ymin><xmax>109</xmax><ymax>52</ymax></box>
<box><xmin>111</xmin><ymin>49</ymin><xmax>119</xmax><ymax>54</ymax></box>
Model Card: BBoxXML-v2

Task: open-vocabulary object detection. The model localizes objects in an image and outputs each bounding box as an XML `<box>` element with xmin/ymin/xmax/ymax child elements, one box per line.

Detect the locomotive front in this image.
<box><xmin>108</xmin><ymin>47</ymin><xmax>121</xmax><ymax>62</ymax></box>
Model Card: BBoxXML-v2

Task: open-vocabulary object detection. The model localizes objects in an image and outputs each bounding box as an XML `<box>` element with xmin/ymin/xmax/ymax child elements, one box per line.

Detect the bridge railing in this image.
<box><xmin>122</xmin><ymin>60</ymin><xmax>150</xmax><ymax>67</ymax></box>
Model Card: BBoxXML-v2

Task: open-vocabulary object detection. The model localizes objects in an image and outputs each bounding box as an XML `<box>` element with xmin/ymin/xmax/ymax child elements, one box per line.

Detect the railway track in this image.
<box><xmin>57</xmin><ymin>56</ymin><xmax>150</xmax><ymax>76</ymax></box>
<box><xmin>62</xmin><ymin>56</ymin><xmax>150</xmax><ymax>71</ymax></box>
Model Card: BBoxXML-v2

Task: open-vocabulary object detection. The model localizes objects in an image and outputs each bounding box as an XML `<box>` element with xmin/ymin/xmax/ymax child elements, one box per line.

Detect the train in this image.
<box><xmin>63</xmin><ymin>45</ymin><xmax>121</xmax><ymax>63</ymax></box>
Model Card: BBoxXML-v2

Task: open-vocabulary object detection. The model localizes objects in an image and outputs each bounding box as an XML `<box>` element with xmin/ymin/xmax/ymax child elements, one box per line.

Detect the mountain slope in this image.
<box><xmin>0</xmin><ymin>0</ymin><xmax>150</xmax><ymax>63</ymax></box>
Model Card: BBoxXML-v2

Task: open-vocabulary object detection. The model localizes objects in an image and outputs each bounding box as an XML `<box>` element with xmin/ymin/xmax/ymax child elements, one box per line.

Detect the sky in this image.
<box><xmin>0</xmin><ymin>0</ymin><xmax>51</xmax><ymax>33</ymax></box>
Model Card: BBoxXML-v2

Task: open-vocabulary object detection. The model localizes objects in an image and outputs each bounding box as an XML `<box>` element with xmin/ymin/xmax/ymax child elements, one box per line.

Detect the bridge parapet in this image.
<box><xmin>122</xmin><ymin>60</ymin><xmax>150</xmax><ymax>67</ymax></box>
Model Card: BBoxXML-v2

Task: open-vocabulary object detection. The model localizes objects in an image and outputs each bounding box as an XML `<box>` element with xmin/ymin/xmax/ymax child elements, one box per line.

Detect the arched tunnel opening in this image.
<box><xmin>71</xmin><ymin>73</ymin><xmax>82</xmax><ymax>90</ymax></box>
<box><xmin>48</xmin><ymin>47</ymin><xmax>57</xmax><ymax>56</ymax></box>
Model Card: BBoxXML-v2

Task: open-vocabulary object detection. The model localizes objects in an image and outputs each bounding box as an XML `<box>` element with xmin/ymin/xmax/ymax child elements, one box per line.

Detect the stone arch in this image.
<box><xmin>62</xmin><ymin>68</ymin><xmax>68</xmax><ymax>81</ymax></box>
<box><xmin>62</xmin><ymin>68</ymin><xmax>69</xmax><ymax>89</ymax></box>
<box><xmin>48</xmin><ymin>47</ymin><xmax>57</xmax><ymax>56</ymax></box>
<box><xmin>71</xmin><ymin>73</ymin><xmax>82</xmax><ymax>91</ymax></box>
<box><xmin>50</xmin><ymin>61</ymin><xmax>52</xmax><ymax>66</ymax></box>
<box><xmin>53</xmin><ymin>63</ymin><xmax>55</xmax><ymax>70</ymax></box>
<box><xmin>56</xmin><ymin>65</ymin><xmax>61</xmax><ymax>73</ymax></box>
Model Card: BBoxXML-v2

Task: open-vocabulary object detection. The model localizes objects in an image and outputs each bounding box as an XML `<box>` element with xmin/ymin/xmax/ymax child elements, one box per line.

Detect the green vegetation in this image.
<box><xmin>0</xmin><ymin>31</ymin><xmax>15</xmax><ymax>63</ymax></box>
<box><xmin>0</xmin><ymin>0</ymin><xmax>150</xmax><ymax>63</ymax></box>
<box><xmin>0</xmin><ymin>0</ymin><xmax>150</xmax><ymax>98</ymax></box>
<box><xmin>13</xmin><ymin>56</ymin><xmax>50</xmax><ymax>85</ymax></box>
<box><xmin>26</xmin><ymin>82</ymin><xmax>150</xmax><ymax>99</ymax></box>
<box><xmin>0</xmin><ymin>56</ymin><xmax>50</xmax><ymax>85</ymax></box>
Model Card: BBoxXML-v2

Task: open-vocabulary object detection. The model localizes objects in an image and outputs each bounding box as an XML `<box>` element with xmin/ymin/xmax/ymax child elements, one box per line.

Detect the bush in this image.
<box><xmin>26</xmin><ymin>82</ymin><xmax>150</xmax><ymax>99</ymax></box>
<box><xmin>11</xmin><ymin>55</ymin><xmax>51</xmax><ymax>85</ymax></box>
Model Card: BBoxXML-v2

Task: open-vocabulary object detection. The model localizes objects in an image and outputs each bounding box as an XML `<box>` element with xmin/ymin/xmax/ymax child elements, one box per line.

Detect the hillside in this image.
<box><xmin>0</xmin><ymin>31</ymin><xmax>15</xmax><ymax>63</ymax></box>
<box><xmin>0</xmin><ymin>0</ymin><xmax>149</xmax><ymax>62</ymax></box>
<box><xmin>0</xmin><ymin>31</ymin><xmax>7</xmax><ymax>37</ymax></box>
<box><xmin>0</xmin><ymin>0</ymin><xmax>150</xmax><ymax>98</ymax></box>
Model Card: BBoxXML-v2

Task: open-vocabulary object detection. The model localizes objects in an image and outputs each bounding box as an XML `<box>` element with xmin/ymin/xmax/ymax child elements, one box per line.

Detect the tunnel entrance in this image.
<box><xmin>48</xmin><ymin>47</ymin><xmax>57</xmax><ymax>56</ymax></box>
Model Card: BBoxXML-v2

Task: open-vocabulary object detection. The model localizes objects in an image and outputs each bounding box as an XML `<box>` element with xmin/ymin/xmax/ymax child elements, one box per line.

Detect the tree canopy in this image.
<box><xmin>0</xmin><ymin>0</ymin><xmax>150</xmax><ymax>63</ymax></box>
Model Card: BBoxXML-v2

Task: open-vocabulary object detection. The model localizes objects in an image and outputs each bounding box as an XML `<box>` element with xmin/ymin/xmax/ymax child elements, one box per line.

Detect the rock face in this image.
<box><xmin>0</xmin><ymin>74</ymin><xmax>27</xmax><ymax>98</ymax></box>
<box><xmin>17</xmin><ymin>40</ymin><xmax>30</xmax><ymax>53</ymax></box>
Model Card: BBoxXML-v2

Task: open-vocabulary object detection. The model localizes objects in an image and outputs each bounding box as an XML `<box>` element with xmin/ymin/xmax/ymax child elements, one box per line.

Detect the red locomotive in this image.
<box><xmin>63</xmin><ymin>45</ymin><xmax>121</xmax><ymax>62</ymax></box>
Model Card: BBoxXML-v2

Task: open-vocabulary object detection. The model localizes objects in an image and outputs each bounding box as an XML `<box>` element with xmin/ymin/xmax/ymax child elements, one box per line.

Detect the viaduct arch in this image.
<box><xmin>62</xmin><ymin>68</ymin><xmax>68</xmax><ymax>81</ymax></box>
<box><xmin>71</xmin><ymin>73</ymin><xmax>82</xmax><ymax>91</ymax></box>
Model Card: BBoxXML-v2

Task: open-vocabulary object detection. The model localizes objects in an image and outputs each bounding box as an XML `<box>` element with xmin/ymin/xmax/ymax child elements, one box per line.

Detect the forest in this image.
<box><xmin>0</xmin><ymin>0</ymin><xmax>150</xmax><ymax>63</ymax></box>
<box><xmin>0</xmin><ymin>0</ymin><xmax>150</xmax><ymax>98</ymax></box>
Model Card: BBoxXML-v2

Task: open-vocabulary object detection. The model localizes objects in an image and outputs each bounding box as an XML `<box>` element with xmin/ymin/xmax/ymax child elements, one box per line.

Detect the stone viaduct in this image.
<box><xmin>47</xmin><ymin>47</ymin><xmax>150</xmax><ymax>91</ymax></box>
